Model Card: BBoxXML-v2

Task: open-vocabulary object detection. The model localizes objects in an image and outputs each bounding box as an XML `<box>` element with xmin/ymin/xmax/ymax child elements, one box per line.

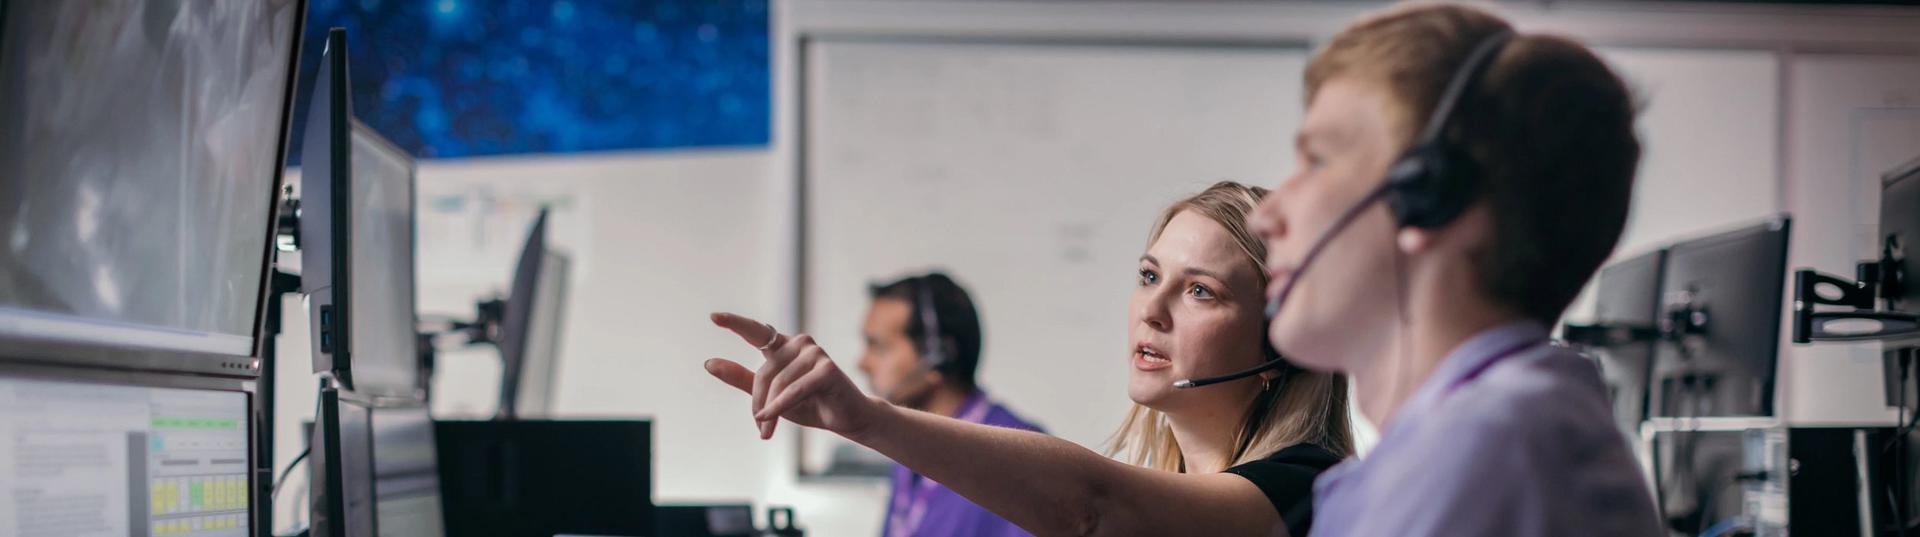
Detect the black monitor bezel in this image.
<box><xmin>0</xmin><ymin>362</ymin><xmax>258</xmax><ymax>535</ymax></box>
<box><xmin>304</xmin><ymin>27</ymin><xmax>356</xmax><ymax>388</ymax></box>
<box><xmin>516</xmin><ymin>250</ymin><xmax>571</xmax><ymax>418</ymax></box>
<box><xmin>0</xmin><ymin>0</ymin><xmax>309</xmax><ymax>379</ymax></box>
<box><xmin>497</xmin><ymin>211</ymin><xmax>549</xmax><ymax>419</ymax></box>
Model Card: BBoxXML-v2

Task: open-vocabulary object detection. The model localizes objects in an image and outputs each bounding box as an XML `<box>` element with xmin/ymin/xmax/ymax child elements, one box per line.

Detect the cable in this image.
<box><xmin>270</xmin><ymin>388</ymin><xmax>323</xmax><ymax>535</ymax></box>
<box><xmin>270</xmin><ymin>447</ymin><xmax>310</xmax><ymax>503</ymax></box>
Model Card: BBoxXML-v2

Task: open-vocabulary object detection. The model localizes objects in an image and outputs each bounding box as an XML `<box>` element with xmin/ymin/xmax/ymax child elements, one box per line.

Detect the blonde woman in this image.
<box><xmin>703</xmin><ymin>182</ymin><xmax>1353</xmax><ymax>537</ymax></box>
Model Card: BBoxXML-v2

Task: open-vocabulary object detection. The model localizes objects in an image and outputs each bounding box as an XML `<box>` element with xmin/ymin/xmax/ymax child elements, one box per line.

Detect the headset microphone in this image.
<box><xmin>1173</xmin><ymin>29</ymin><xmax>1514</xmax><ymax>390</ymax></box>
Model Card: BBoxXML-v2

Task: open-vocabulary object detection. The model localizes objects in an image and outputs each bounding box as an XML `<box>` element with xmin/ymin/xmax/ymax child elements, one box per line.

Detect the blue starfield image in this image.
<box><xmin>288</xmin><ymin>0</ymin><xmax>770</xmax><ymax>161</ymax></box>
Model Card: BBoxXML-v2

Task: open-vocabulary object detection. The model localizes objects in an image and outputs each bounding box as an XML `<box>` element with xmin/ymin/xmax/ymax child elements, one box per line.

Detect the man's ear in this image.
<box><xmin>1397</xmin><ymin>227</ymin><xmax>1435</xmax><ymax>255</ymax></box>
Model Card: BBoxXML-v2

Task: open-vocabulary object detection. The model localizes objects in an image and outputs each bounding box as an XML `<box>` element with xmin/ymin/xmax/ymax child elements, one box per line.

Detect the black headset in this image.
<box><xmin>1381</xmin><ymin>29</ymin><xmax>1515</xmax><ymax>230</ymax></box>
<box><xmin>1176</xmin><ymin>29</ymin><xmax>1516</xmax><ymax>389</ymax></box>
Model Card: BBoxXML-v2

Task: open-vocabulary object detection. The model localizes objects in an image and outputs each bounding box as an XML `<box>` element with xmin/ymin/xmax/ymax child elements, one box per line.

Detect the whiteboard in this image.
<box><xmin>802</xmin><ymin>39</ymin><xmax>1309</xmax><ymax>460</ymax></box>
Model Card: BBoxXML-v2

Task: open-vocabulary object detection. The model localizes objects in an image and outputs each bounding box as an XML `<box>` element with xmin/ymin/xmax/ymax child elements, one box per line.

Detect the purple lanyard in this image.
<box><xmin>887</xmin><ymin>396</ymin><xmax>993</xmax><ymax>537</ymax></box>
<box><xmin>1438</xmin><ymin>338</ymin><xmax>1546</xmax><ymax>400</ymax></box>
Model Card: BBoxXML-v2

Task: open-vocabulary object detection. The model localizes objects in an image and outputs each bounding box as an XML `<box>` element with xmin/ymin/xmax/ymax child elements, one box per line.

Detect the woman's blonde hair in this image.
<box><xmin>1106</xmin><ymin>181</ymin><xmax>1355</xmax><ymax>472</ymax></box>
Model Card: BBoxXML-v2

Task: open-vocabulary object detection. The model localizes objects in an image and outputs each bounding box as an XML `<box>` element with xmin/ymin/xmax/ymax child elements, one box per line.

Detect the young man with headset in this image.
<box><xmin>860</xmin><ymin>273</ymin><xmax>1042</xmax><ymax>537</ymax></box>
<box><xmin>1247</xmin><ymin>4</ymin><xmax>1662</xmax><ymax>535</ymax></box>
<box><xmin>699</xmin><ymin>4</ymin><xmax>1659</xmax><ymax>536</ymax></box>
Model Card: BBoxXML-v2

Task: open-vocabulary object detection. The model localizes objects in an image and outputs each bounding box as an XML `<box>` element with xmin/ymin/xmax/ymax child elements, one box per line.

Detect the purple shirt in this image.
<box><xmin>881</xmin><ymin>390</ymin><xmax>1044</xmax><ymax>537</ymax></box>
<box><xmin>1309</xmin><ymin>321</ymin><xmax>1662</xmax><ymax>537</ymax></box>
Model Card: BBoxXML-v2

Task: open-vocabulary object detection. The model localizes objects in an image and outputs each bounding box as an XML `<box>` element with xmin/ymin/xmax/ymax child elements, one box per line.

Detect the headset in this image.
<box><xmin>1175</xmin><ymin>29</ymin><xmax>1517</xmax><ymax>389</ymax></box>
<box><xmin>879</xmin><ymin>276</ymin><xmax>957</xmax><ymax>402</ymax></box>
<box><xmin>915</xmin><ymin>279</ymin><xmax>954</xmax><ymax>371</ymax></box>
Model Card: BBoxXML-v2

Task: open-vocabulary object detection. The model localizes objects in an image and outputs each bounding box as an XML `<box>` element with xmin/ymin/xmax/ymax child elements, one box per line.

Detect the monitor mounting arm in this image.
<box><xmin>1793</xmin><ymin>257</ymin><xmax>1920</xmax><ymax>343</ymax></box>
<box><xmin>412</xmin><ymin>296</ymin><xmax>509</xmax><ymax>397</ymax></box>
<box><xmin>1559</xmin><ymin>293</ymin><xmax>1702</xmax><ymax>349</ymax></box>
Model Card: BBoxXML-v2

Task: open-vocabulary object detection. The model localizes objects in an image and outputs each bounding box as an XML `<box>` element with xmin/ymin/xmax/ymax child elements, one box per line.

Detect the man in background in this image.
<box><xmin>860</xmin><ymin>272</ymin><xmax>1044</xmax><ymax>537</ymax></box>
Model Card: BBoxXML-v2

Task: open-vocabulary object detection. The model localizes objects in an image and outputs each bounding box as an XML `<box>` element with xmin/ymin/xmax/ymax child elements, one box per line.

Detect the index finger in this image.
<box><xmin>711</xmin><ymin>312</ymin><xmax>785</xmax><ymax>354</ymax></box>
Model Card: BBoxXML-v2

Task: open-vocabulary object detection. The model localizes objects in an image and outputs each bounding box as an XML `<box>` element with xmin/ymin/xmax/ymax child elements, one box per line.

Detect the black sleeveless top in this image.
<box><xmin>1223</xmin><ymin>443</ymin><xmax>1344</xmax><ymax>537</ymax></box>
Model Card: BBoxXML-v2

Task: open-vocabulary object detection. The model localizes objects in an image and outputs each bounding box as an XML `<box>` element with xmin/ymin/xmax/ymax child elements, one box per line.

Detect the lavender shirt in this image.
<box><xmin>1309</xmin><ymin>321</ymin><xmax>1662</xmax><ymax>537</ymax></box>
<box><xmin>880</xmin><ymin>390</ymin><xmax>1044</xmax><ymax>537</ymax></box>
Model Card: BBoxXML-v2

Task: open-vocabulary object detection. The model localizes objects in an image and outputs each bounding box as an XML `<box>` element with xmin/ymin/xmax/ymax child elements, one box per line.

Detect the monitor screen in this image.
<box><xmin>1590</xmin><ymin>249</ymin><xmax>1665</xmax><ymax>435</ymax></box>
<box><xmin>371</xmin><ymin>405</ymin><xmax>444</xmax><ymax>537</ymax></box>
<box><xmin>346</xmin><ymin>121</ymin><xmax>419</xmax><ymax>398</ymax></box>
<box><xmin>0</xmin><ymin>1</ymin><xmax>302</xmax><ymax>371</ymax></box>
<box><xmin>0</xmin><ymin>374</ymin><xmax>251</xmax><ymax>537</ymax></box>
<box><xmin>311</xmin><ymin>392</ymin><xmax>444</xmax><ymax>537</ymax></box>
<box><xmin>1649</xmin><ymin>217</ymin><xmax>1791</xmax><ymax>418</ymax></box>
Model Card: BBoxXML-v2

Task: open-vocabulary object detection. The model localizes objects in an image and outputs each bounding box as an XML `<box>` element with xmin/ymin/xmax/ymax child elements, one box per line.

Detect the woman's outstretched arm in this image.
<box><xmin>702</xmin><ymin>312</ymin><xmax>1285</xmax><ymax>537</ymax></box>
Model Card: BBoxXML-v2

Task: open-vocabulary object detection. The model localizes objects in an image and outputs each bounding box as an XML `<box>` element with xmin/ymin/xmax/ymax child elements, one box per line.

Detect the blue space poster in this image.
<box><xmin>289</xmin><ymin>0</ymin><xmax>770</xmax><ymax>161</ymax></box>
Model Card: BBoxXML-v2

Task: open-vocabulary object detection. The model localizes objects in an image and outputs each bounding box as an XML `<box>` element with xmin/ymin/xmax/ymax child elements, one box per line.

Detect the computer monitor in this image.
<box><xmin>310</xmin><ymin>385</ymin><xmax>374</xmax><ymax>537</ymax></box>
<box><xmin>0</xmin><ymin>367</ymin><xmax>253</xmax><ymax>536</ymax></box>
<box><xmin>299</xmin><ymin>28</ymin><xmax>422</xmax><ymax>399</ymax></box>
<box><xmin>1880</xmin><ymin>157</ymin><xmax>1920</xmax><ymax>405</ymax></box>
<box><xmin>1589</xmin><ymin>248</ymin><xmax>1666</xmax><ymax>436</ymax></box>
<box><xmin>496</xmin><ymin>211</ymin><xmax>550</xmax><ymax>420</ymax></box>
<box><xmin>370</xmin><ymin>404</ymin><xmax>446</xmax><ymax>537</ymax></box>
<box><xmin>311</xmin><ymin>386</ymin><xmax>448</xmax><ymax>537</ymax></box>
<box><xmin>1648</xmin><ymin>217</ymin><xmax>1792</xmax><ymax>418</ymax></box>
<box><xmin>1881</xmin><ymin>156</ymin><xmax>1920</xmax><ymax>315</ymax></box>
<box><xmin>511</xmin><ymin>251</ymin><xmax>571</xmax><ymax>419</ymax></box>
<box><xmin>0</xmin><ymin>0</ymin><xmax>306</xmax><ymax>376</ymax></box>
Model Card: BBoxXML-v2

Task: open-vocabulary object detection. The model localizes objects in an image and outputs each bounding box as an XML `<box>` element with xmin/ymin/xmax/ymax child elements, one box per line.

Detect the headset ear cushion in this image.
<box><xmin>1383</xmin><ymin>147</ymin><xmax>1438</xmax><ymax>228</ymax></box>
<box><xmin>1385</xmin><ymin>143</ymin><xmax>1475</xmax><ymax>229</ymax></box>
